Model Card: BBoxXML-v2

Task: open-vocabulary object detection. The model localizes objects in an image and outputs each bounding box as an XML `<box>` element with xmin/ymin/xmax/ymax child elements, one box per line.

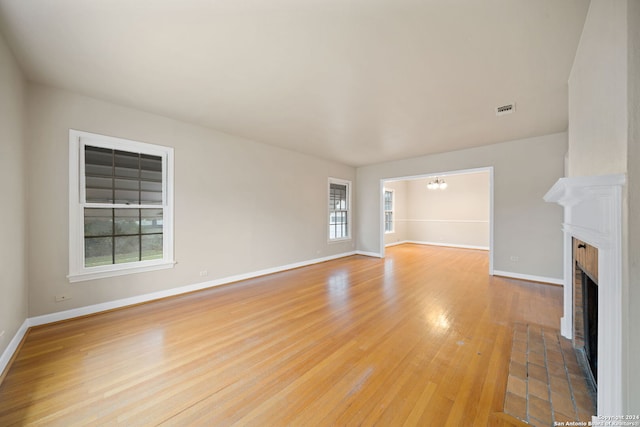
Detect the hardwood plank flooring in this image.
<box><xmin>0</xmin><ymin>244</ymin><xmax>563</xmax><ymax>426</ymax></box>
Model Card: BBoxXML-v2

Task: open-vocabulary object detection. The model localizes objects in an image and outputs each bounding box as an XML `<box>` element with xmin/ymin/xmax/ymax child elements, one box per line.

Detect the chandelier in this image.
<box><xmin>427</xmin><ymin>177</ymin><xmax>447</xmax><ymax>190</ymax></box>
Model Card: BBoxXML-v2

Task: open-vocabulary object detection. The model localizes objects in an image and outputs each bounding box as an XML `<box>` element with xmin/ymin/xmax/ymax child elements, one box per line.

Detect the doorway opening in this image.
<box><xmin>379</xmin><ymin>167</ymin><xmax>494</xmax><ymax>274</ymax></box>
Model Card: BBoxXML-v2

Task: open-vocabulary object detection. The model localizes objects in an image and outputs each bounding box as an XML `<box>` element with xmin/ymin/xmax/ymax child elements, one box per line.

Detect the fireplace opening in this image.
<box><xmin>582</xmin><ymin>269</ymin><xmax>598</xmax><ymax>382</ymax></box>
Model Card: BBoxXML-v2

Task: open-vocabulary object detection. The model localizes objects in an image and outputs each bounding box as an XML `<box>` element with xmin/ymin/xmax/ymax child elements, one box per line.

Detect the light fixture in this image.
<box><xmin>427</xmin><ymin>177</ymin><xmax>447</xmax><ymax>190</ymax></box>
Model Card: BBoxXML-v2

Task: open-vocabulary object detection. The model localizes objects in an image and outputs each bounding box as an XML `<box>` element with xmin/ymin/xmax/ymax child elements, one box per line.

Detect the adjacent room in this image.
<box><xmin>1</xmin><ymin>0</ymin><xmax>638</xmax><ymax>424</ymax></box>
<box><xmin>383</xmin><ymin>170</ymin><xmax>491</xmax><ymax>253</ymax></box>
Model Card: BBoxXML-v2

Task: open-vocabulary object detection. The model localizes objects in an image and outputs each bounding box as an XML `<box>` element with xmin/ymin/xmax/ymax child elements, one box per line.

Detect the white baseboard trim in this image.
<box><xmin>405</xmin><ymin>240</ymin><xmax>489</xmax><ymax>251</ymax></box>
<box><xmin>0</xmin><ymin>319</ymin><xmax>30</xmax><ymax>378</ymax></box>
<box><xmin>28</xmin><ymin>251</ymin><xmax>357</xmax><ymax>328</ymax></box>
<box><xmin>384</xmin><ymin>240</ymin><xmax>408</xmax><ymax>247</ymax></box>
<box><xmin>356</xmin><ymin>250</ymin><xmax>383</xmax><ymax>258</ymax></box>
<box><xmin>492</xmin><ymin>270</ymin><xmax>563</xmax><ymax>286</ymax></box>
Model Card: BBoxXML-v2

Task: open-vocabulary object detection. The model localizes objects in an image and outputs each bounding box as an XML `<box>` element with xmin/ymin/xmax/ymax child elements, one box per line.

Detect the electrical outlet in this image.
<box><xmin>55</xmin><ymin>294</ymin><xmax>72</xmax><ymax>302</ymax></box>
<box><xmin>510</xmin><ymin>256</ymin><xmax>519</xmax><ymax>262</ymax></box>
<box><xmin>0</xmin><ymin>330</ymin><xmax>4</xmax><ymax>346</ymax></box>
<box><xmin>199</xmin><ymin>270</ymin><xmax>208</xmax><ymax>277</ymax></box>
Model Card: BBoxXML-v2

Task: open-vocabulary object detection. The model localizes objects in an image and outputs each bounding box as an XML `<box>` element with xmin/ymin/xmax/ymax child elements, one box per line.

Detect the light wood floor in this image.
<box><xmin>0</xmin><ymin>244</ymin><xmax>562</xmax><ymax>426</ymax></box>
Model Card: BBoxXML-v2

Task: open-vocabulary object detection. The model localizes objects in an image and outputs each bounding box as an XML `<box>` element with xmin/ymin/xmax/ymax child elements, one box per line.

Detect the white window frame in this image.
<box><xmin>68</xmin><ymin>130</ymin><xmax>175</xmax><ymax>282</ymax></box>
<box><xmin>384</xmin><ymin>188</ymin><xmax>395</xmax><ymax>234</ymax></box>
<box><xmin>328</xmin><ymin>177</ymin><xmax>352</xmax><ymax>242</ymax></box>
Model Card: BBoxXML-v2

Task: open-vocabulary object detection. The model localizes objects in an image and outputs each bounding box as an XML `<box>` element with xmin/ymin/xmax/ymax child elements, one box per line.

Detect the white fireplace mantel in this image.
<box><xmin>544</xmin><ymin>173</ymin><xmax>625</xmax><ymax>416</ymax></box>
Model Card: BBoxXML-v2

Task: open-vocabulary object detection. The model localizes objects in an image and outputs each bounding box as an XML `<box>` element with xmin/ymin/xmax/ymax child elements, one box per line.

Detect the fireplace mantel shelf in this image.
<box><xmin>544</xmin><ymin>174</ymin><xmax>625</xmax><ymax>207</ymax></box>
<box><xmin>544</xmin><ymin>174</ymin><xmax>625</xmax><ymax>250</ymax></box>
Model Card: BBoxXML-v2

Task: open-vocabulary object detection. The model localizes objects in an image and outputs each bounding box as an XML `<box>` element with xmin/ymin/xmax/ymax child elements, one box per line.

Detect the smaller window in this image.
<box><xmin>328</xmin><ymin>178</ymin><xmax>351</xmax><ymax>241</ymax></box>
<box><xmin>384</xmin><ymin>189</ymin><xmax>394</xmax><ymax>233</ymax></box>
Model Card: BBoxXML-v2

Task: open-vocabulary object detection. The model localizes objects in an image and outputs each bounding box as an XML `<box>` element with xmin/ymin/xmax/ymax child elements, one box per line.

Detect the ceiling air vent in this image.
<box><xmin>496</xmin><ymin>103</ymin><xmax>515</xmax><ymax>116</ymax></box>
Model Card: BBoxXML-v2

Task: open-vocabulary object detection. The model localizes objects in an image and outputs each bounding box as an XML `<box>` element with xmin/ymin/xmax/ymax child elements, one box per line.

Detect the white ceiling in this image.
<box><xmin>0</xmin><ymin>0</ymin><xmax>589</xmax><ymax>167</ymax></box>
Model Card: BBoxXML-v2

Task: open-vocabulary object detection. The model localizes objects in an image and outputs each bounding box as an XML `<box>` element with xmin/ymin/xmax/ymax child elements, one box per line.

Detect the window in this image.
<box><xmin>384</xmin><ymin>189</ymin><xmax>394</xmax><ymax>233</ymax></box>
<box><xmin>69</xmin><ymin>130</ymin><xmax>174</xmax><ymax>282</ymax></box>
<box><xmin>328</xmin><ymin>178</ymin><xmax>351</xmax><ymax>241</ymax></box>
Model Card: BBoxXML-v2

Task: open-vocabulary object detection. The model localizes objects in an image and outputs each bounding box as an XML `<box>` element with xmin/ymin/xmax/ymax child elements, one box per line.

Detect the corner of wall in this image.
<box><xmin>0</xmin><ymin>29</ymin><xmax>29</xmax><ymax>376</ymax></box>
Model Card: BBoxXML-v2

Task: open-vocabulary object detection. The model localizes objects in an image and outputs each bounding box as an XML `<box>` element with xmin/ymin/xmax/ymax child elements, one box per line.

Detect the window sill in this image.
<box><xmin>68</xmin><ymin>260</ymin><xmax>176</xmax><ymax>283</ymax></box>
<box><xmin>328</xmin><ymin>237</ymin><xmax>352</xmax><ymax>244</ymax></box>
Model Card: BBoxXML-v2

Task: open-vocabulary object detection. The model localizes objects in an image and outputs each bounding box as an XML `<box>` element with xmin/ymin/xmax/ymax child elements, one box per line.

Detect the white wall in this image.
<box><xmin>405</xmin><ymin>172</ymin><xmax>489</xmax><ymax>249</ymax></box>
<box><xmin>567</xmin><ymin>0</ymin><xmax>639</xmax><ymax>411</ymax></box>
<box><xmin>0</xmin><ymin>33</ymin><xmax>28</xmax><ymax>358</ymax></box>
<box><xmin>568</xmin><ymin>0</ymin><xmax>628</xmax><ymax>177</ymax></box>
<box><xmin>26</xmin><ymin>84</ymin><xmax>356</xmax><ymax>317</ymax></box>
<box><xmin>356</xmin><ymin>132</ymin><xmax>566</xmax><ymax>280</ymax></box>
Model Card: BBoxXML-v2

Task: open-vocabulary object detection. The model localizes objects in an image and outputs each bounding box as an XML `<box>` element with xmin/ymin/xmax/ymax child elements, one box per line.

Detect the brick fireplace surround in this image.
<box><xmin>544</xmin><ymin>174</ymin><xmax>625</xmax><ymax>417</ymax></box>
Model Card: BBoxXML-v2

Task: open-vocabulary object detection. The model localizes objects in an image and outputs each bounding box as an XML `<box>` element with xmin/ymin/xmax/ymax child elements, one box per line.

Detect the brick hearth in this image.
<box><xmin>504</xmin><ymin>323</ymin><xmax>595</xmax><ymax>426</ymax></box>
